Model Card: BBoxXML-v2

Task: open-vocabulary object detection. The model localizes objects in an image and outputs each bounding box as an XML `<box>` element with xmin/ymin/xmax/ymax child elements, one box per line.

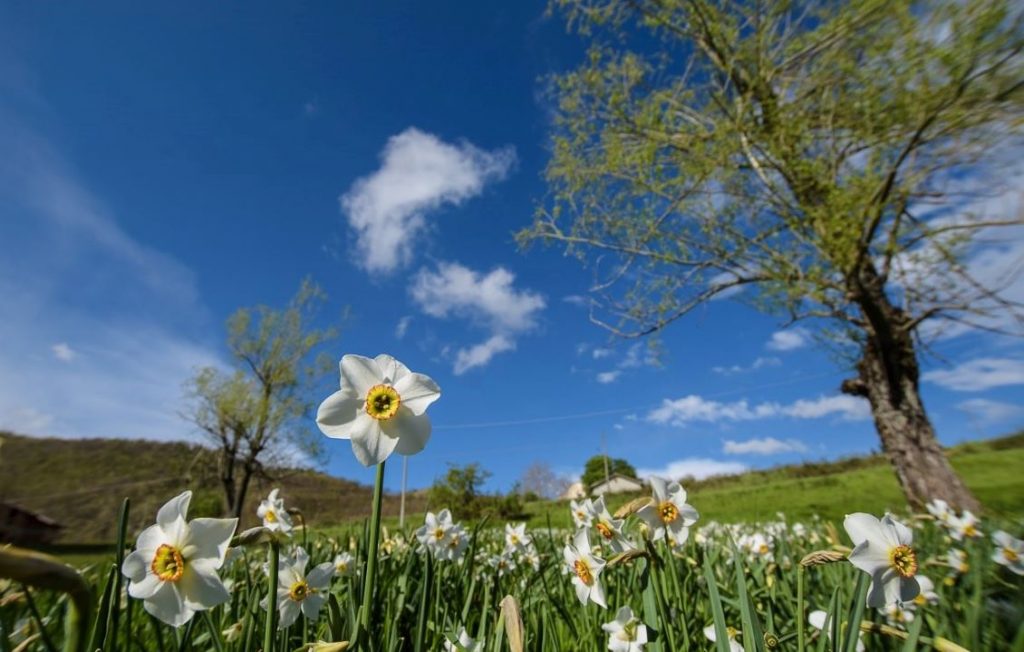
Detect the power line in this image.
<box><xmin>434</xmin><ymin>369</ymin><xmax>844</xmax><ymax>431</ymax></box>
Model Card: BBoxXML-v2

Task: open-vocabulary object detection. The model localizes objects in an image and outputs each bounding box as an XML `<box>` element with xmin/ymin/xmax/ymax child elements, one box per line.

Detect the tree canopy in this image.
<box><xmin>582</xmin><ymin>455</ymin><xmax>638</xmax><ymax>489</ymax></box>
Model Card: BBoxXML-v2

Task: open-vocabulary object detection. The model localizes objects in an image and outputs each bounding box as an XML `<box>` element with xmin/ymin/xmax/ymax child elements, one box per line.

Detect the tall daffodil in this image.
<box><xmin>121</xmin><ymin>491</ymin><xmax>238</xmax><ymax>627</ymax></box>
<box><xmin>263</xmin><ymin>546</ymin><xmax>334</xmax><ymax>629</ymax></box>
<box><xmin>257</xmin><ymin>488</ymin><xmax>293</xmax><ymax>534</ymax></box>
<box><xmin>563</xmin><ymin>529</ymin><xmax>607</xmax><ymax>608</ymax></box>
<box><xmin>637</xmin><ymin>477</ymin><xmax>699</xmax><ymax>545</ymax></box>
<box><xmin>843</xmin><ymin>513</ymin><xmax>921</xmax><ymax>608</ymax></box>
<box><xmin>317</xmin><ymin>354</ymin><xmax>441</xmax><ymax>466</ymax></box>
<box><xmin>602</xmin><ymin>606</ymin><xmax>648</xmax><ymax>652</ymax></box>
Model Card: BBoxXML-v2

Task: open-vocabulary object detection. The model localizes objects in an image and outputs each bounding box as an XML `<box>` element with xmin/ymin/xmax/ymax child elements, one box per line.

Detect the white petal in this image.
<box><xmin>316</xmin><ymin>391</ymin><xmax>363</xmax><ymax>439</ymax></box>
<box><xmin>573</xmin><ymin>579</ymin><xmax>589</xmax><ymax>605</ymax></box>
<box><xmin>128</xmin><ymin>572</ymin><xmax>162</xmax><ymax>600</ymax></box>
<box><xmin>349</xmin><ymin>416</ymin><xmax>397</xmax><ymax>467</ymax></box>
<box><xmin>340</xmin><ymin>355</ymin><xmax>383</xmax><ymax>396</ymax></box>
<box><xmin>881</xmin><ymin>514</ymin><xmax>913</xmax><ymax>547</ymax></box>
<box><xmin>143</xmin><ymin>581</ymin><xmax>192</xmax><ymax>628</ymax></box>
<box><xmin>899</xmin><ymin>576</ymin><xmax>921</xmax><ymax>603</ymax></box>
<box><xmin>306</xmin><ymin>563</ymin><xmax>335</xmax><ymax>589</ymax></box>
<box><xmin>387</xmin><ymin>408</ymin><xmax>432</xmax><ymax>456</ymax></box>
<box><xmin>135</xmin><ymin>524</ymin><xmax>168</xmax><ymax>558</ymax></box>
<box><xmin>182</xmin><ymin>518</ymin><xmax>237</xmax><ymax>566</ymax></box>
<box><xmin>156</xmin><ymin>492</ymin><xmax>192</xmax><ymax>547</ymax></box>
<box><xmin>704</xmin><ymin>625</ymin><xmax>718</xmax><ymax>642</ymax></box>
<box><xmin>301</xmin><ymin>592</ymin><xmax>327</xmax><ymax>620</ymax></box>
<box><xmin>392</xmin><ymin>372</ymin><xmax>441</xmax><ymax>416</ymax></box>
<box><xmin>374</xmin><ymin>354</ymin><xmax>411</xmax><ymax>385</ymax></box>
<box><xmin>844</xmin><ymin>513</ymin><xmax>890</xmax><ymax>550</ymax></box>
<box><xmin>808</xmin><ymin>611</ymin><xmax>827</xmax><ymax>631</ymax></box>
<box><xmin>848</xmin><ymin>541</ymin><xmax>891</xmax><ymax>575</ymax></box>
<box><xmin>648</xmin><ymin>477</ymin><xmax>667</xmax><ymax>501</ymax></box>
<box><xmin>122</xmin><ymin>550</ymin><xmax>149</xmax><ymax>583</ymax></box>
<box><xmin>179</xmin><ymin>566</ymin><xmax>230</xmax><ymax>610</ymax></box>
<box><xmin>589</xmin><ymin>579</ymin><xmax>607</xmax><ymax>608</ymax></box>
<box><xmin>278</xmin><ymin>600</ymin><xmax>301</xmax><ymax>629</ymax></box>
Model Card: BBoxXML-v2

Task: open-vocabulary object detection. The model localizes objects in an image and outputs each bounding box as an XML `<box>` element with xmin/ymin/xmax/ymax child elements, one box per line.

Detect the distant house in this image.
<box><xmin>560</xmin><ymin>482</ymin><xmax>587</xmax><ymax>501</ymax></box>
<box><xmin>0</xmin><ymin>502</ymin><xmax>63</xmax><ymax>546</ymax></box>
<box><xmin>589</xmin><ymin>474</ymin><xmax>645</xmax><ymax>496</ymax></box>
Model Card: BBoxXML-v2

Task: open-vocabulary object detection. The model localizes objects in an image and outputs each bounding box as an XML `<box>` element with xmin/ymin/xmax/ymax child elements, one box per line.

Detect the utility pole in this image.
<box><xmin>601</xmin><ymin>432</ymin><xmax>610</xmax><ymax>492</ymax></box>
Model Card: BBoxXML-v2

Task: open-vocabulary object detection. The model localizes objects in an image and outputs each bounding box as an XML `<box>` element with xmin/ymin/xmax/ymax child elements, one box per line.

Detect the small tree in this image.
<box><xmin>429</xmin><ymin>463</ymin><xmax>492</xmax><ymax>519</ymax></box>
<box><xmin>518</xmin><ymin>461</ymin><xmax>572</xmax><ymax>500</ymax></box>
<box><xmin>522</xmin><ymin>0</ymin><xmax>1023</xmax><ymax>511</ymax></box>
<box><xmin>183</xmin><ymin>279</ymin><xmax>337</xmax><ymax>518</ymax></box>
<box><xmin>581</xmin><ymin>455</ymin><xmax>638</xmax><ymax>489</ymax></box>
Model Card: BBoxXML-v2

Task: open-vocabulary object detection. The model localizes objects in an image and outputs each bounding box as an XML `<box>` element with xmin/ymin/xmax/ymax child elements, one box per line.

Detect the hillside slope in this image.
<box><xmin>0</xmin><ymin>432</ymin><xmax>427</xmax><ymax>543</ymax></box>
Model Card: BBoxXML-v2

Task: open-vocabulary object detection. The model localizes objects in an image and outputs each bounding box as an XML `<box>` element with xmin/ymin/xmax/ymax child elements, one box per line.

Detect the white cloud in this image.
<box><xmin>956</xmin><ymin>398</ymin><xmax>1024</xmax><ymax>425</ymax></box>
<box><xmin>712</xmin><ymin>356</ymin><xmax>781</xmax><ymax>375</ymax></box>
<box><xmin>619</xmin><ymin>342</ymin><xmax>658</xmax><ymax>369</ymax></box>
<box><xmin>592</xmin><ymin>348</ymin><xmax>612</xmax><ymax>360</ymax></box>
<box><xmin>453</xmin><ymin>335</ymin><xmax>515</xmax><ymax>375</ymax></box>
<box><xmin>395</xmin><ymin>316</ymin><xmax>412</xmax><ymax>340</ymax></box>
<box><xmin>596</xmin><ymin>370</ymin><xmax>621</xmax><ymax>384</ymax></box>
<box><xmin>766</xmin><ymin>328</ymin><xmax>810</xmax><ymax>351</ymax></box>
<box><xmin>340</xmin><ymin>128</ymin><xmax>515</xmax><ymax>273</ymax></box>
<box><xmin>563</xmin><ymin>294</ymin><xmax>589</xmax><ymax>307</ymax></box>
<box><xmin>923</xmin><ymin>358</ymin><xmax>1024</xmax><ymax>391</ymax></box>
<box><xmin>647</xmin><ymin>393</ymin><xmax>870</xmax><ymax>426</ymax></box>
<box><xmin>51</xmin><ymin>342</ymin><xmax>75</xmax><ymax>362</ymax></box>
<box><xmin>637</xmin><ymin>458</ymin><xmax>748</xmax><ymax>481</ymax></box>
<box><xmin>411</xmin><ymin>262</ymin><xmax>544</xmax><ymax>374</ymax></box>
<box><xmin>723</xmin><ymin>437</ymin><xmax>808</xmax><ymax>455</ymax></box>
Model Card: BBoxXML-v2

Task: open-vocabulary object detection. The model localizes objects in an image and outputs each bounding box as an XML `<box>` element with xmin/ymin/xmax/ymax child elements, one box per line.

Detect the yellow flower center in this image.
<box><xmin>758</xmin><ymin>544</ymin><xmax>770</xmax><ymax>554</ymax></box>
<box><xmin>659</xmin><ymin>501</ymin><xmax>679</xmax><ymax>524</ymax></box>
<box><xmin>151</xmin><ymin>544</ymin><xmax>185</xmax><ymax>582</ymax></box>
<box><xmin>288</xmin><ymin>580</ymin><xmax>312</xmax><ymax>602</ymax></box>
<box><xmin>265</xmin><ymin>509</ymin><xmax>278</xmax><ymax>523</ymax></box>
<box><xmin>448</xmin><ymin>535</ymin><xmax>461</xmax><ymax>548</ymax></box>
<box><xmin>962</xmin><ymin>524</ymin><xmax>977</xmax><ymax>537</ymax></box>
<box><xmin>573</xmin><ymin>559</ymin><xmax>593</xmax><ymax>585</ymax></box>
<box><xmin>434</xmin><ymin>527</ymin><xmax>446</xmax><ymax>540</ymax></box>
<box><xmin>336</xmin><ymin>562</ymin><xmax>348</xmax><ymax>572</ymax></box>
<box><xmin>595</xmin><ymin>521</ymin><xmax>614</xmax><ymax>540</ymax></box>
<box><xmin>914</xmin><ymin>593</ymin><xmax>927</xmax><ymax>606</ymax></box>
<box><xmin>1004</xmin><ymin>547</ymin><xmax>1019</xmax><ymax>563</ymax></box>
<box><xmin>365</xmin><ymin>384</ymin><xmax>401</xmax><ymax>420</ymax></box>
<box><xmin>889</xmin><ymin>544</ymin><xmax>918</xmax><ymax>578</ymax></box>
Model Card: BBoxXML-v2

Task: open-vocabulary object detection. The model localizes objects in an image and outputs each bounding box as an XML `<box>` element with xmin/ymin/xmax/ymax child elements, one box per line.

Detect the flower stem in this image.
<box><xmin>263</xmin><ymin>541</ymin><xmax>279</xmax><ymax>652</ymax></box>
<box><xmin>358</xmin><ymin>460</ymin><xmax>386</xmax><ymax>649</ymax></box>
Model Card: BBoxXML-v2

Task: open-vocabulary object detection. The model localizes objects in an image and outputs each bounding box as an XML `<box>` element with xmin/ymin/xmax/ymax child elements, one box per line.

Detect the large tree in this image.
<box><xmin>521</xmin><ymin>0</ymin><xmax>1023</xmax><ymax>510</ymax></box>
<box><xmin>184</xmin><ymin>280</ymin><xmax>337</xmax><ymax>518</ymax></box>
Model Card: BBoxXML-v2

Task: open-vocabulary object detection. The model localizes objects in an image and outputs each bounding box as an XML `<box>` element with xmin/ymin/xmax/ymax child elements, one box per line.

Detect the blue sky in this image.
<box><xmin>1</xmin><ymin>2</ymin><xmax>1022</xmax><ymax>493</ymax></box>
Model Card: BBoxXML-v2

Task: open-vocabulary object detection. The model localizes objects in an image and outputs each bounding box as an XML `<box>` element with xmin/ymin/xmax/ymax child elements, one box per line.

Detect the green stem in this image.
<box><xmin>358</xmin><ymin>460</ymin><xmax>387</xmax><ymax>650</ymax></box>
<box><xmin>264</xmin><ymin>541</ymin><xmax>280</xmax><ymax>652</ymax></box>
<box><xmin>797</xmin><ymin>566</ymin><xmax>805</xmax><ymax>652</ymax></box>
<box><xmin>649</xmin><ymin>551</ymin><xmax>678</xmax><ymax>652</ymax></box>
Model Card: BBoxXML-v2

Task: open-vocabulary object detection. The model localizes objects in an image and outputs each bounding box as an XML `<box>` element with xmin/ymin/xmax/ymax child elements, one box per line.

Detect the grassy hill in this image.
<box><xmin>0</xmin><ymin>432</ymin><xmax>428</xmax><ymax>543</ymax></box>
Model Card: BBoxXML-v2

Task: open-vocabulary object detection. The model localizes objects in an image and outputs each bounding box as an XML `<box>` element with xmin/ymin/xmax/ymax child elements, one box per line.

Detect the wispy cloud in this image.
<box><xmin>410</xmin><ymin>262</ymin><xmax>544</xmax><ymax>374</ymax></box>
<box><xmin>647</xmin><ymin>393</ymin><xmax>869</xmax><ymax>426</ymax></box>
<box><xmin>712</xmin><ymin>356</ymin><xmax>781</xmax><ymax>376</ymax></box>
<box><xmin>596</xmin><ymin>370</ymin><xmax>621</xmax><ymax>384</ymax></box>
<box><xmin>956</xmin><ymin>398</ymin><xmax>1024</xmax><ymax>425</ymax></box>
<box><xmin>723</xmin><ymin>437</ymin><xmax>808</xmax><ymax>455</ymax></box>
<box><xmin>766</xmin><ymin>328</ymin><xmax>810</xmax><ymax>352</ymax></box>
<box><xmin>637</xmin><ymin>458</ymin><xmax>747</xmax><ymax>481</ymax></box>
<box><xmin>923</xmin><ymin>358</ymin><xmax>1024</xmax><ymax>391</ymax></box>
<box><xmin>340</xmin><ymin>128</ymin><xmax>515</xmax><ymax>274</ymax></box>
<box><xmin>51</xmin><ymin>342</ymin><xmax>76</xmax><ymax>362</ymax></box>
<box><xmin>395</xmin><ymin>316</ymin><xmax>412</xmax><ymax>340</ymax></box>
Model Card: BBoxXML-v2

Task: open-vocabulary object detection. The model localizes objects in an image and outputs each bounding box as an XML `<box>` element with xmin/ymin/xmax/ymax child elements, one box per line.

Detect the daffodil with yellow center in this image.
<box><xmin>151</xmin><ymin>544</ymin><xmax>185</xmax><ymax>582</ymax></box>
<box><xmin>258</xmin><ymin>489</ymin><xmax>294</xmax><ymax>534</ymax></box>
<box><xmin>589</xmin><ymin>497</ymin><xmax>632</xmax><ymax>554</ymax></box>
<box><xmin>991</xmin><ymin>530</ymin><xmax>1024</xmax><ymax>575</ymax></box>
<box><xmin>263</xmin><ymin>547</ymin><xmax>335</xmax><ymax>629</ymax></box>
<box><xmin>563</xmin><ymin>529</ymin><xmax>607</xmax><ymax>607</ymax></box>
<box><xmin>638</xmin><ymin>477</ymin><xmax>699</xmax><ymax>546</ymax></box>
<box><xmin>317</xmin><ymin>354</ymin><xmax>441</xmax><ymax>467</ymax></box>
<box><xmin>844</xmin><ymin>513</ymin><xmax>922</xmax><ymax>608</ymax></box>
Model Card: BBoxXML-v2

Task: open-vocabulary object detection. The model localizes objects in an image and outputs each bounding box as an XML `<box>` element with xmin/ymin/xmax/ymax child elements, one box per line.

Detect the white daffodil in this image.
<box><xmin>570</xmin><ymin>498</ymin><xmax>595</xmax><ymax>529</ymax></box>
<box><xmin>444</xmin><ymin>627</ymin><xmax>482</xmax><ymax>652</ymax></box>
<box><xmin>739</xmin><ymin>532</ymin><xmax>774</xmax><ymax>561</ymax></box>
<box><xmin>590</xmin><ymin>497</ymin><xmax>633</xmax><ymax>554</ymax></box>
<box><xmin>912</xmin><ymin>575</ymin><xmax>939</xmax><ymax>607</ymax></box>
<box><xmin>416</xmin><ymin>509</ymin><xmax>457</xmax><ymax>558</ymax></box>
<box><xmin>948</xmin><ymin>510</ymin><xmax>982</xmax><ymax>541</ymax></box>
<box><xmin>317</xmin><ymin>353</ymin><xmax>441</xmax><ymax>466</ymax></box>
<box><xmin>257</xmin><ymin>488</ymin><xmax>294</xmax><ymax>534</ymax></box>
<box><xmin>702</xmin><ymin>625</ymin><xmax>743</xmax><ymax>652</ymax></box>
<box><xmin>489</xmin><ymin>552</ymin><xmax>517</xmax><ymax>577</ymax></box>
<box><xmin>563</xmin><ymin>528</ymin><xmax>607</xmax><ymax>608</ymax></box>
<box><xmin>991</xmin><ymin>530</ymin><xmax>1024</xmax><ymax>575</ymax></box>
<box><xmin>844</xmin><ymin>513</ymin><xmax>921</xmax><ymax>608</ymax></box>
<box><xmin>882</xmin><ymin>602</ymin><xmax>916</xmax><ymax>627</ymax></box>
<box><xmin>946</xmin><ymin>548</ymin><xmax>969</xmax><ymax>575</ymax></box>
<box><xmin>333</xmin><ymin>552</ymin><xmax>356</xmax><ymax>577</ymax></box>
<box><xmin>925</xmin><ymin>499</ymin><xmax>955</xmax><ymax>527</ymax></box>
<box><xmin>638</xmin><ymin>477</ymin><xmax>699</xmax><ymax>546</ymax></box>
<box><xmin>121</xmin><ymin>491</ymin><xmax>238</xmax><ymax>627</ymax></box>
<box><xmin>601</xmin><ymin>606</ymin><xmax>648</xmax><ymax>652</ymax></box>
<box><xmin>505</xmin><ymin>523</ymin><xmax>532</xmax><ymax>552</ymax></box>
<box><xmin>520</xmin><ymin>545</ymin><xmax>541</xmax><ymax>572</ymax></box>
<box><xmin>263</xmin><ymin>546</ymin><xmax>334</xmax><ymax>629</ymax></box>
<box><xmin>808</xmin><ymin>611</ymin><xmax>865</xmax><ymax>652</ymax></box>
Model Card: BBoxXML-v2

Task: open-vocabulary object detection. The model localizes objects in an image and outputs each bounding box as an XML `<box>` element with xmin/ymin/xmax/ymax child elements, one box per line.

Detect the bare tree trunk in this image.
<box><xmin>233</xmin><ymin>461</ymin><xmax>255</xmax><ymax>520</ymax></box>
<box><xmin>843</xmin><ymin>269</ymin><xmax>981</xmax><ymax>512</ymax></box>
<box><xmin>218</xmin><ymin>449</ymin><xmax>237</xmax><ymax>516</ymax></box>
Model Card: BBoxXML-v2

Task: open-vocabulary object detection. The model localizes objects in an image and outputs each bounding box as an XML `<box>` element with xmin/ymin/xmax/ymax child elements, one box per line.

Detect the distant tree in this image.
<box><xmin>183</xmin><ymin>279</ymin><xmax>337</xmax><ymax>519</ymax></box>
<box><xmin>581</xmin><ymin>455</ymin><xmax>638</xmax><ymax>489</ymax></box>
<box><xmin>521</xmin><ymin>0</ymin><xmax>1024</xmax><ymax>511</ymax></box>
<box><xmin>429</xmin><ymin>463</ymin><xmax>492</xmax><ymax>519</ymax></box>
<box><xmin>518</xmin><ymin>461</ymin><xmax>572</xmax><ymax>500</ymax></box>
